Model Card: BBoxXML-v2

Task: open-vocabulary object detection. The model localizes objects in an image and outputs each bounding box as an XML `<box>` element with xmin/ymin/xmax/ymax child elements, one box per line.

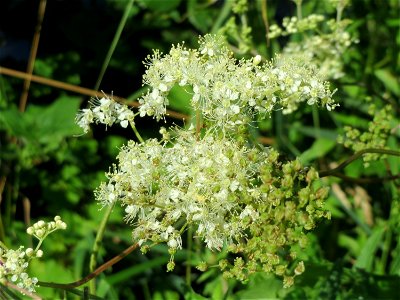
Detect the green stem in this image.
<box><xmin>89</xmin><ymin>203</ymin><xmax>115</xmax><ymax>294</ymax></box>
<box><xmin>319</xmin><ymin>148</ymin><xmax>400</xmax><ymax>178</ymax></box>
<box><xmin>261</xmin><ymin>0</ymin><xmax>270</xmax><ymax>47</ymax></box>
<box><xmin>0</xmin><ymin>240</ymin><xmax>8</xmax><ymax>250</ymax></box>
<box><xmin>379</xmin><ymin>227</ymin><xmax>392</xmax><ymax>274</ymax></box>
<box><xmin>94</xmin><ymin>0</ymin><xmax>134</xmax><ymax>91</ymax></box>
<box><xmin>336</xmin><ymin>2</ymin><xmax>344</xmax><ymax>23</ymax></box>
<box><xmin>130</xmin><ymin>121</ymin><xmax>144</xmax><ymax>143</ymax></box>
<box><xmin>210</xmin><ymin>0</ymin><xmax>232</xmax><ymax>34</ymax></box>
<box><xmin>186</xmin><ymin>225</ymin><xmax>193</xmax><ymax>286</ymax></box>
<box><xmin>0</xmin><ymin>213</ymin><xmax>5</xmax><ymax>244</ymax></box>
<box><xmin>295</xmin><ymin>0</ymin><xmax>303</xmax><ymax>20</ymax></box>
<box><xmin>312</xmin><ymin>106</ymin><xmax>320</xmax><ymax>138</ymax></box>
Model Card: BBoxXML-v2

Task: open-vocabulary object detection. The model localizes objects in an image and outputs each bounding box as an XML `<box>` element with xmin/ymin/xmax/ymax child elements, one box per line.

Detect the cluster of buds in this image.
<box><xmin>1</xmin><ymin>216</ymin><xmax>67</xmax><ymax>294</ymax></box>
<box><xmin>27</xmin><ymin>216</ymin><xmax>67</xmax><ymax>241</ymax></box>
<box><xmin>338</xmin><ymin>103</ymin><xmax>394</xmax><ymax>166</ymax></box>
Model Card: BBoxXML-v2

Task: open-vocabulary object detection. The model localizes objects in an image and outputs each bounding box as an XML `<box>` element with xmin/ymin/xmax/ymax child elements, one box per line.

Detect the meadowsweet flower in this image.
<box><xmin>267</xmin><ymin>4</ymin><xmax>354</xmax><ymax>81</ymax></box>
<box><xmin>76</xmin><ymin>95</ymin><xmax>135</xmax><ymax>133</ymax></box>
<box><xmin>0</xmin><ymin>247</ymin><xmax>38</xmax><ymax>293</ymax></box>
<box><xmin>95</xmin><ymin>127</ymin><xmax>329</xmax><ymax>285</ymax></box>
<box><xmin>138</xmin><ymin>34</ymin><xmax>337</xmax><ymax>131</ymax></box>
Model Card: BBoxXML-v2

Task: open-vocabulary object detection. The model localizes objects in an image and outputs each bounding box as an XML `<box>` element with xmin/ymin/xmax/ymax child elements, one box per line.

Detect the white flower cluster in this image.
<box><xmin>268</xmin><ymin>2</ymin><xmax>353</xmax><ymax>81</ymax></box>
<box><xmin>95</xmin><ymin>131</ymin><xmax>266</xmax><ymax>251</ymax></box>
<box><xmin>139</xmin><ymin>34</ymin><xmax>337</xmax><ymax>129</ymax></box>
<box><xmin>76</xmin><ymin>96</ymin><xmax>135</xmax><ymax>133</ymax></box>
<box><xmin>282</xmin><ymin>19</ymin><xmax>353</xmax><ymax>80</ymax></box>
<box><xmin>0</xmin><ymin>247</ymin><xmax>39</xmax><ymax>293</ymax></box>
<box><xmin>0</xmin><ymin>216</ymin><xmax>67</xmax><ymax>294</ymax></box>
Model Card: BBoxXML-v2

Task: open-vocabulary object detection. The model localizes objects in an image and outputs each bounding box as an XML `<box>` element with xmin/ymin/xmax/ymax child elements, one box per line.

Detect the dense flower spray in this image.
<box><xmin>77</xmin><ymin>34</ymin><xmax>335</xmax><ymax>286</ymax></box>
<box><xmin>138</xmin><ymin>34</ymin><xmax>337</xmax><ymax>129</ymax></box>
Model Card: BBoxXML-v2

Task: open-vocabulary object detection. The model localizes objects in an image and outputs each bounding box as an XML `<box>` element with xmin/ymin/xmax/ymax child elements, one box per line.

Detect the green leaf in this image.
<box><xmin>138</xmin><ymin>0</ymin><xmax>181</xmax><ymax>12</ymax></box>
<box><xmin>354</xmin><ymin>226</ymin><xmax>385</xmax><ymax>271</ymax></box>
<box><xmin>235</xmin><ymin>273</ymin><xmax>282</xmax><ymax>299</ymax></box>
<box><xmin>299</xmin><ymin>138</ymin><xmax>336</xmax><ymax>164</ymax></box>
<box><xmin>331</xmin><ymin>112</ymin><xmax>369</xmax><ymax>129</ymax></box>
<box><xmin>187</xmin><ymin>0</ymin><xmax>216</xmax><ymax>33</ymax></box>
<box><xmin>153</xmin><ymin>290</ymin><xmax>180</xmax><ymax>300</ymax></box>
<box><xmin>374</xmin><ymin>69</ymin><xmax>400</xmax><ymax>96</ymax></box>
<box><xmin>167</xmin><ymin>84</ymin><xmax>193</xmax><ymax>115</ymax></box>
<box><xmin>106</xmin><ymin>256</ymin><xmax>169</xmax><ymax>285</ymax></box>
<box><xmin>292</xmin><ymin>124</ymin><xmax>338</xmax><ymax>140</ymax></box>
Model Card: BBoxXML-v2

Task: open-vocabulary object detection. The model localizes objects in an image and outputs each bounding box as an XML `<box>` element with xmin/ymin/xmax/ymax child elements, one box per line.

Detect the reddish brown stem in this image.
<box><xmin>38</xmin><ymin>243</ymin><xmax>138</xmax><ymax>290</ymax></box>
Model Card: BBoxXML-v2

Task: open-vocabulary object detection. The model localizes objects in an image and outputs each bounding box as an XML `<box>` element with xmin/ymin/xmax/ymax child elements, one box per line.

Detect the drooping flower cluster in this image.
<box><xmin>0</xmin><ymin>216</ymin><xmax>67</xmax><ymax>294</ymax></box>
<box><xmin>94</xmin><ymin>128</ymin><xmax>330</xmax><ymax>285</ymax></box>
<box><xmin>138</xmin><ymin>34</ymin><xmax>337</xmax><ymax>129</ymax></box>
<box><xmin>75</xmin><ymin>95</ymin><xmax>135</xmax><ymax>133</ymax></box>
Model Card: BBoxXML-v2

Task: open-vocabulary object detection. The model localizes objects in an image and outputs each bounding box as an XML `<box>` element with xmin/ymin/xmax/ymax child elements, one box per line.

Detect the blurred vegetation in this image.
<box><xmin>0</xmin><ymin>0</ymin><xmax>399</xmax><ymax>299</ymax></box>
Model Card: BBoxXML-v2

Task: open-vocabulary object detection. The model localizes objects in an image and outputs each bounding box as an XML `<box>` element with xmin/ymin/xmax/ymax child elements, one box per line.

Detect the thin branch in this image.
<box><xmin>325</xmin><ymin>172</ymin><xmax>400</xmax><ymax>183</ymax></box>
<box><xmin>3</xmin><ymin>281</ymin><xmax>41</xmax><ymax>300</ymax></box>
<box><xmin>0</xmin><ymin>66</ymin><xmax>188</xmax><ymax>120</ymax></box>
<box><xmin>38</xmin><ymin>243</ymin><xmax>138</xmax><ymax>290</ymax></box>
<box><xmin>94</xmin><ymin>0</ymin><xmax>134</xmax><ymax>91</ymax></box>
<box><xmin>319</xmin><ymin>148</ymin><xmax>400</xmax><ymax>178</ymax></box>
<box><xmin>89</xmin><ymin>203</ymin><xmax>115</xmax><ymax>294</ymax></box>
<box><xmin>260</xmin><ymin>0</ymin><xmax>270</xmax><ymax>47</ymax></box>
<box><xmin>19</xmin><ymin>0</ymin><xmax>47</xmax><ymax>112</ymax></box>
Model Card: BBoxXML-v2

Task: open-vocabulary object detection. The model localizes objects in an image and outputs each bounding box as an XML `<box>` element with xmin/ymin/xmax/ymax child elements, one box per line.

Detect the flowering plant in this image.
<box><xmin>76</xmin><ymin>34</ymin><xmax>333</xmax><ymax>287</ymax></box>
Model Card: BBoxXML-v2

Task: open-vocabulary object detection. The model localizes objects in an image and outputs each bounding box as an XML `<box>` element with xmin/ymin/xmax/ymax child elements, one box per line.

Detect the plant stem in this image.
<box><xmin>312</xmin><ymin>106</ymin><xmax>320</xmax><ymax>138</ymax></box>
<box><xmin>186</xmin><ymin>225</ymin><xmax>193</xmax><ymax>286</ymax></box>
<box><xmin>295</xmin><ymin>0</ymin><xmax>303</xmax><ymax>20</ymax></box>
<box><xmin>0</xmin><ymin>67</ymin><xmax>190</xmax><ymax>121</ymax></box>
<box><xmin>319</xmin><ymin>148</ymin><xmax>400</xmax><ymax>178</ymax></box>
<box><xmin>89</xmin><ymin>203</ymin><xmax>115</xmax><ymax>294</ymax></box>
<box><xmin>94</xmin><ymin>0</ymin><xmax>134</xmax><ymax>91</ymax></box>
<box><xmin>260</xmin><ymin>0</ymin><xmax>270</xmax><ymax>47</ymax></box>
<box><xmin>195</xmin><ymin>109</ymin><xmax>202</xmax><ymax>141</ymax></box>
<box><xmin>379</xmin><ymin>227</ymin><xmax>391</xmax><ymax>274</ymax></box>
<box><xmin>210</xmin><ymin>0</ymin><xmax>232</xmax><ymax>34</ymax></box>
<box><xmin>130</xmin><ymin>122</ymin><xmax>144</xmax><ymax>143</ymax></box>
<box><xmin>38</xmin><ymin>243</ymin><xmax>138</xmax><ymax>290</ymax></box>
<box><xmin>19</xmin><ymin>0</ymin><xmax>47</xmax><ymax>112</ymax></box>
<box><xmin>0</xmin><ymin>240</ymin><xmax>8</xmax><ymax>250</ymax></box>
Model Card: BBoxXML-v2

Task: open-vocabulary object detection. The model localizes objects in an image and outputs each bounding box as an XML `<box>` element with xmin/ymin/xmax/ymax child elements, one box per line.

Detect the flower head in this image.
<box><xmin>138</xmin><ymin>34</ymin><xmax>337</xmax><ymax>131</ymax></box>
<box><xmin>76</xmin><ymin>95</ymin><xmax>134</xmax><ymax>133</ymax></box>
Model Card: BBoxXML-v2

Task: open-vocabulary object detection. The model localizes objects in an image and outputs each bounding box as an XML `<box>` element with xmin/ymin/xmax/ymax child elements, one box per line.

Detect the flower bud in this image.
<box><xmin>36</xmin><ymin>250</ymin><xmax>44</xmax><ymax>258</ymax></box>
<box><xmin>253</xmin><ymin>55</ymin><xmax>262</xmax><ymax>66</ymax></box>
